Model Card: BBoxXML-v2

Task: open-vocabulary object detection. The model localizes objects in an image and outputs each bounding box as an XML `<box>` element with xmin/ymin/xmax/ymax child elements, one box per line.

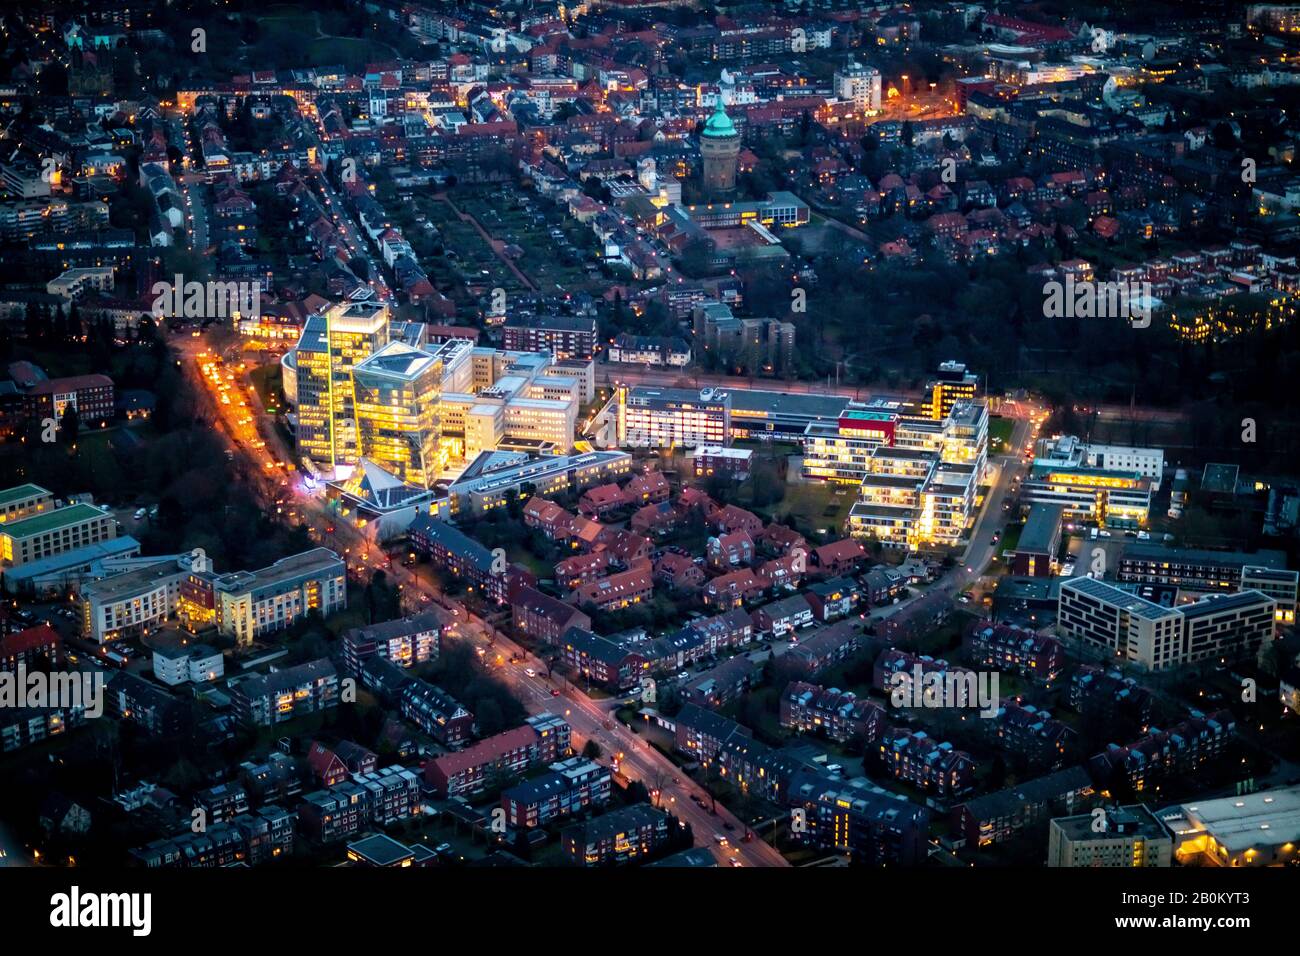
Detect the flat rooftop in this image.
<box><xmin>82</xmin><ymin>558</ymin><xmax>183</xmax><ymax>603</ymax></box>
<box><xmin>347</xmin><ymin>833</ymin><xmax>415</xmax><ymax>866</ymax></box>
<box><xmin>354</xmin><ymin>341</ymin><xmax>440</xmax><ymax>380</ymax></box>
<box><xmin>1120</xmin><ymin>541</ymin><xmax>1287</xmax><ymax>570</ymax></box>
<box><xmin>1</xmin><ymin>502</ymin><xmax>108</xmax><ymax>539</ymax></box>
<box><xmin>0</xmin><ymin>484</ymin><xmax>50</xmax><ymax>508</ymax></box>
<box><xmin>1062</xmin><ymin>576</ymin><xmax>1174</xmax><ymax>621</ymax></box>
<box><xmin>2</xmin><ymin>536</ymin><xmax>141</xmax><ymax>583</ymax></box>
<box><xmin>730</xmin><ymin>389</ymin><xmax>846</xmax><ymax>421</ymax></box>
<box><xmin>1161</xmin><ymin>785</ymin><xmax>1300</xmax><ymax>854</ymax></box>
<box><xmin>452</xmin><ymin>450</ymin><xmax>629</xmax><ymax>495</ymax></box>
<box><xmin>1053</xmin><ymin>804</ymin><xmax>1168</xmax><ymax>842</ymax></box>
<box><xmin>214</xmin><ymin>548</ymin><xmax>342</xmax><ymax>594</ymax></box>
<box><xmin>1177</xmin><ymin>590</ymin><xmax>1275</xmax><ymax>619</ymax></box>
<box><xmin>1018</xmin><ymin>504</ymin><xmax>1064</xmax><ymax>555</ymax></box>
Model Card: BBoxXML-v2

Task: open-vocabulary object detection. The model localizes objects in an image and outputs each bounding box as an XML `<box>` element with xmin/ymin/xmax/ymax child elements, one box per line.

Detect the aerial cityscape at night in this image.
<box><xmin>0</xmin><ymin>0</ymin><xmax>1296</xmax><ymax>927</ymax></box>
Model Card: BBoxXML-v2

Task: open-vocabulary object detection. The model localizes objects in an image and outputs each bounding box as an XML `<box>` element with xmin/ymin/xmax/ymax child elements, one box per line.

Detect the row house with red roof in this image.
<box><xmin>706</xmin><ymin>530</ymin><xmax>755</xmax><ymax>571</ymax></box>
<box><xmin>758</xmin><ymin>523</ymin><xmax>806</xmax><ymax>557</ymax></box>
<box><xmin>423</xmin><ymin>712</ymin><xmax>571</xmax><ymax>797</ymax></box>
<box><xmin>709</xmin><ymin>504</ymin><xmax>764</xmax><ymax>537</ymax></box>
<box><xmin>702</xmin><ymin>568</ymin><xmax>766</xmax><ymax>611</ymax></box>
<box><xmin>629</xmin><ymin>501</ymin><xmax>682</xmax><ymax>538</ymax></box>
<box><xmin>307</xmin><ymin>740</ymin><xmax>377</xmax><ymax>787</ymax></box>
<box><xmin>513</xmin><ymin>585</ymin><xmax>592</xmax><ymax>644</ymax></box>
<box><xmin>570</xmin><ymin>563</ymin><xmax>654</xmax><ymax>612</ymax></box>
<box><xmin>810</xmin><ymin>539</ymin><xmax>866</xmax><ymax>578</ymax></box>
<box><xmin>554</xmin><ymin>552</ymin><xmax>609</xmax><ymax>592</ymax></box>
<box><xmin>0</xmin><ymin>624</ymin><xmax>61</xmax><ymax>672</ymax></box>
<box><xmin>653</xmin><ymin>552</ymin><xmax>705</xmax><ymax>593</ymax></box>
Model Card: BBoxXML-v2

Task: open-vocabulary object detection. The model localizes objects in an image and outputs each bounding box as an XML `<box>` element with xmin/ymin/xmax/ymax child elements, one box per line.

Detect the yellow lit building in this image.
<box><xmin>353</xmin><ymin>342</ymin><xmax>443</xmax><ymax>487</ymax></box>
<box><xmin>293</xmin><ymin>301</ymin><xmax>392</xmax><ymax>472</ymax></box>
<box><xmin>926</xmin><ymin>360</ymin><xmax>978</xmax><ymax>420</ymax></box>
<box><xmin>214</xmin><ymin>548</ymin><xmax>346</xmax><ymax>647</ymax></box>
<box><xmin>1021</xmin><ymin>465</ymin><xmax>1152</xmax><ymax>528</ymax></box>
<box><xmin>1047</xmin><ymin>805</ymin><xmax>1172</xmax><ymax>867</ymax></box>
<box><xmin>1160</xmin><ymin>787</ymin><xmax>1300</xmax><ymax>867</ymax></box>
<box><xmin>0</xmin><ymin>484</ymin><xmax>54</xmax><ymax>523</ymax></box>
<box><xmin>847</xmin><ymin>447</ymin><xmax>977</xmax><ymax>549</ymax></box>
<box><xmin>1</xmin><ymin>502</ymin><xmax>116</xmax><ymax>568</ymax></box>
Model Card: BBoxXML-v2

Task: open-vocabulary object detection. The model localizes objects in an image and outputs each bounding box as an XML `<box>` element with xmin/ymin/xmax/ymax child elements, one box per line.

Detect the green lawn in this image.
<box><xmin>999</xmin><ymin>521</ymin><xmax>1023</xmax><ymax>552</ymax></box>
<box><xmin>508</xmin><ymin>544</ymin><xmax>553</xmax><ymax>580</ymax></box>
<box><xmin>989</xmin><ymin>416</ymin><xmax>1015</xmax><ymax>454</ymax></box>
<box><xmin>762</xmin><ymin>482</ymin><xmax>855</xmax><ymax>535</ymax></box>
<box><xmin>307</xmin><ymin>37</ymin><xmax>396</xmax><ymax>67</ymax></box>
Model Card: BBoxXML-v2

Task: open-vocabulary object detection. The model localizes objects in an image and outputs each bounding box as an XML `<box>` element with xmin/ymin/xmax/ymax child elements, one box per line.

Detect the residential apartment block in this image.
<box><xmin>501</xmin><ymin>314</ymin><xmax>598</xmax><ymax>359</ymax></box>
<box><xmin>779</xmin><ymin>681</ymin><xmax>886</xmax><ymax>744</ymax></box>
<box><xmin>500</xmin><ymin>756</ymin><xmax>611</xmax><ymax>828</ymax></box>
<box><xmin>0</xmin><ymin>501</ymin><xmax>116</xmax><ymax>568</ymax></box>
<box><xmin>423</xmin><ymin>713</ymin><xmax>571</xmax><ymax>797</ymax></box>
<box><xmin>399</xmin><ymin>679</ymin><xmax>475</xmax><ymax>748</ymax></box>
<box><xmin>1048</xmin><ymin>804</ymin><xmax>1172</xmax><ymax>867</ymax></box>
<box><xmin>1057</xmin><ymin>577</ymin><xmax>1276</xmax><ymax>669</ymax></box>
<box><xmin>963</xmin><ymin>621</ymin><xmax>1065</xmax><ymax>682</ymax></box>
<box><xmin>230</xmin><ymin>659</ymin><xmax>340</xmax><ymax>727</ymax></box>
<box><xmin>788</xmin><ymin>771</ymin><xmax>931</xmax><ymax>865</ymax></box>
<box><xmin>341</xmin><ymin>611</ymin><xmax>444</xmax><ymax>675</ymax></box>
<box><xmin>214</xmin><ymin>548</ymin><xmax>346</xmax><ymax>647</ymax></box>
<box><xmin>562</xmin><ymin>804</ymin><xmax>672</xmax><ymax>866</ymax></box>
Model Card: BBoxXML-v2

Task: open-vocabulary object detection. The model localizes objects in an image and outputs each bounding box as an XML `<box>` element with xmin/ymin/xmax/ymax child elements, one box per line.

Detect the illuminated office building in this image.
<box><xmin>1037</xmin><ymin>435</ymin><xmax>1165</xmax><ymax>488</ymax></box>
<box><xmin>438</xmin><ymin>349</ymin><xmax>580</xmax><ymax>463</ymax></box>
<box><xmin>847</xmin><ymin>448</ymin><xmax>978</xmax><ymax>550</ymax></box>
<box><xmin>294</xmin><ymin>303</ymin><xmax>580</xmax><ymax>483</ymax></box>
<box><xmin>616</xmin><ymin>386</ymin><xmax>731</xmax><ymax>449</ymax></box>
<box><xmin>353</xmin><ymin>342</ymin><xmax>444</xmax><ymax>487</ymax></box>
<box><xmin>1020</xmin><ymin>464</ymin><xmax>1152</xmax><ymax>528</ymax></box>
<box><xmin>803</xmin><ymin>400</ymin><xmax>988</xmax><ymax>488</ymax></box>
<box><xmin>926</xmin><ymin>361</ymin><xmax>979</xmax><ymax>421</ymax></box>
<box><xmin>294</xmin><ymin>301</ymin><xmax>391</xmax><ymax>471</ymax></box>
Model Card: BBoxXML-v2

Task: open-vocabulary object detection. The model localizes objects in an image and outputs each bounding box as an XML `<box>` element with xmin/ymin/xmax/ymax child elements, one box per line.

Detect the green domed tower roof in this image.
<box><xmin>702</xmin><ymin>101</ymin><xmax>736</xmax><ymax>138</ymax></box>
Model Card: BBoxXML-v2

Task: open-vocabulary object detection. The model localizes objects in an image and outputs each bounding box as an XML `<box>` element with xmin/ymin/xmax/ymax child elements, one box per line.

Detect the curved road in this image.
<box><xmin>180</xmin><ymin>339</ymin><xmax>784</xmax><ymax>865</ymax></box>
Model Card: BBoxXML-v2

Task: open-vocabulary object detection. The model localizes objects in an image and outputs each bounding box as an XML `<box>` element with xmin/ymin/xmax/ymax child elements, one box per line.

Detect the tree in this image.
<box><xmin>1210</xmin><ymin>121</ymin><xmax>1237</xmax><ymax>151</ymax></box>
<box><xmin>59</xmin><ymin>406</ymin><xmax>80</xmax><ymax>447</ymax></box>
<box><xmin>679</xmin><ymin>237</ymin><xmax>715</xmax><ymax>278</ymax></box>
<box><xmin>582</xmin><ymin>739</ymin><xmax>602</xmax><ymax>760</ymax></box>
